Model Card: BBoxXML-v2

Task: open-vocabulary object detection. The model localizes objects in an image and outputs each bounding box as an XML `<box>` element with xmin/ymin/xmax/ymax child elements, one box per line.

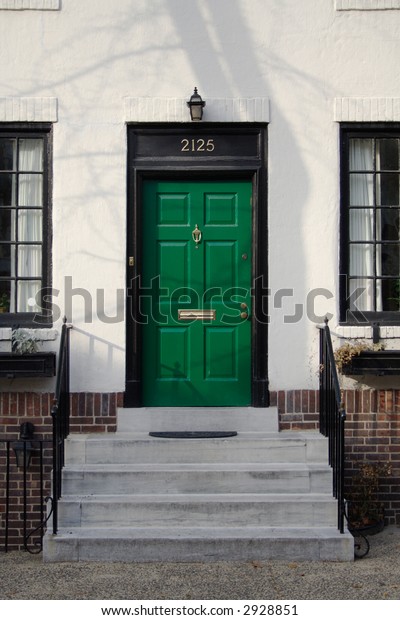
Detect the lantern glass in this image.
<box><xmin>12</xmin><ymin>422</ymin><xmax>35</xmax><ymax>470</ymax></box>
<box><xmin>13</xmin><ymin>441</ymin><xmax>34</xmax><ymax>469</ymax></box>
<box><xmin>187</xmin><ymin>87</ymin><xmax>205</xmax><ymax>121</ymax></box>
<box><xmin>190</xmin><ymin>104</ymin><xmax>203</xmax><ymax>121</ymax></box>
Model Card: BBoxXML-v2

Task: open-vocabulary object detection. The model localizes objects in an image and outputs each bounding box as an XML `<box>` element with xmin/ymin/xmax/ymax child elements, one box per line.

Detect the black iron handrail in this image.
<box><xmin>318</xmin><ymin>318</ymin><xmax>346</xmax><ymax>533</ymax></box>
<box><xmin>51</xmin><ymin>316</ymin><xmax>72</xmax><ymax>535</ymax></box>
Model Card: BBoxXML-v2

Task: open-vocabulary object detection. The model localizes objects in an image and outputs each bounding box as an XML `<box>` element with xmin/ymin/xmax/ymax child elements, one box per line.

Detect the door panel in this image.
<box><xmin>205</xmin><ymin>327</ymin><xmax>238</xmax><ymax>380</ymax></box>
<box><xmin>142</xmin><ymin>180</ymin><xmax>252</xmax><ymax>406</ymax></box>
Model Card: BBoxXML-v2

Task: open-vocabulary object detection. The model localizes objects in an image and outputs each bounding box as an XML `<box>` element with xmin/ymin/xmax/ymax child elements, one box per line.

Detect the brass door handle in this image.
<box><xmin>192</xmin><ymin>224</ymin><xmax>202</xmax><ymax>248</ymax></box>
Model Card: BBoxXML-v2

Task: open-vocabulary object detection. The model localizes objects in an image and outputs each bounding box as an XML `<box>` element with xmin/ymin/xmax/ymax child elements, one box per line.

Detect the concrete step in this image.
<box><xmin>44</xmin><ymin>406</ymin><xmax>352</xmax><ymax>563</ymax></box>
<box><xmin>43</xmin><ymin>525</ymin><xmax>355</xmax><ymax>562</ymax></box>
<box><xmin>65</xmin><ymin>432</ymin><xmax>329</xmax><ymax>465</ymax></box>
<box><xmin>56</xmin><ymin>492</ymin><xmax>338</xmax><ymax>528</ymax></box>
<box><xmin>61</xmin><ymin>462</ymin><xmax>333</xmax><ymax>495</ymax></box>
<box><xmin>117</xmin><ymin>407</ymin><xmax>279</xmax><ymax>433</ymax></box>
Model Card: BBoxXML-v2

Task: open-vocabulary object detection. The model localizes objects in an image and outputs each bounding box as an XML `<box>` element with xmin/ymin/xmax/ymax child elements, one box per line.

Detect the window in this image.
<box><xmin>0</xmin><ymin>126</ymin><xmax>51</xmax><ymax>325</ymax></box>
<box><xmin>340</xmin><ymin>125</ymin><xmax>400</xmax><ymax>324</ymax></box>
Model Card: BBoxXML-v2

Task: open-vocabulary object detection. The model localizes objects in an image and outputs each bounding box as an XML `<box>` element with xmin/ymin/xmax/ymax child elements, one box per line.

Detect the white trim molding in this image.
<box><xmin>334</xmin><ymin>325</ymin><xmax>400</xmax><ymax>340</ymax></box>
<box><xmin>124</xmin><ymin>97</ymin><xmax>270</xmax><ymax>123</ymax></box>
<box><xmin>0</xmin><ymin>0</ymin><xmax>60</xmax><ymax>9</ymax></box>
<box><xmin>336</xmin><ymin>0</ymin><xmax>400</xmax><ymax>9</ymax></box>
<box><xmin>334</xmin><ymin>97</ymin><xmax>400</xmax><ymax>122</ymax></box>
<box><xmin>0</xmin><ymin>97</ymin><xmax>58</xmax><ymax>122</ymax></box>
<box><xmin>0</xmin><ymin>328</ymin><xmax>57</xmax><ymax>341</ymax></box>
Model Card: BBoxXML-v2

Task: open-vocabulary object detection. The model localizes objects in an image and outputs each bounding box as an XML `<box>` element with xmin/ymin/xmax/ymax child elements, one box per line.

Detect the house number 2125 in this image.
<box><xmin>181</xmin><ymin>138</ymin><xmax>215</xmax><ymax>152</ymax></box>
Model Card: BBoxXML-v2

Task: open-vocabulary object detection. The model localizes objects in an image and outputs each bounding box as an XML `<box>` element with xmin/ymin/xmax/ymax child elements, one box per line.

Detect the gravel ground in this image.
<box><xmin>0</xmin><ymin>527</ymin><xmax>399</xmax><ymax>600</ymax></box>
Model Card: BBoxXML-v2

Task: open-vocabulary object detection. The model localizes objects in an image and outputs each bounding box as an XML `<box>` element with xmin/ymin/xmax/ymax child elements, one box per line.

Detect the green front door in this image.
<box><xmin>142</xmin><ymin>180</ymin><xmax>252</xmax><ymax>406</ymax></box>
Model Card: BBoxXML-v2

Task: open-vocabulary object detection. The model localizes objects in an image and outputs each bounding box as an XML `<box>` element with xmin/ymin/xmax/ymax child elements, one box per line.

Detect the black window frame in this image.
<box><xmin>0</xmin><ymin>123</ymin><xmax>52</xmax><ymax>328</ymax></box>
<box><xmin>340</xmin><ymin>122</ymin><xmax>400</xmax><ymax>326</ymax></box>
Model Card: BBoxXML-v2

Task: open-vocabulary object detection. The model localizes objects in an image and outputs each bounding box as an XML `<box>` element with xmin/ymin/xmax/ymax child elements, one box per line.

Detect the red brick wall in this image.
<box><xmin>69</xmin><ymin>392</ymin><xmax>121</xmax><ymax>433</ymax></box>
<box><xmin>0</xmin><ymin>393</ymin><xmax>53</xmax><ymax>551</ymax></box>
<box><xmin>342</xmin><ymin>389</ymin><xmax>400</xmax><ymax>526</ymax></box>
<box><xmin>270</xmin><ymin>389</ymin><xmax>320</xmax><ymax>431</ymax></box>
<box><xmin>0</xmin><ymin>391</ymin><xmax>121</xmax><ymax>551</ymax></box>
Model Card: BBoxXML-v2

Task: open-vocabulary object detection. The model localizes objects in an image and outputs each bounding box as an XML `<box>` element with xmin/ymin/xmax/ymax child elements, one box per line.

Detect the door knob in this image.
<box><xmin>240</xmin><ymin>312</ymin><xmax>248</xmax><ymax>319</ymax></box>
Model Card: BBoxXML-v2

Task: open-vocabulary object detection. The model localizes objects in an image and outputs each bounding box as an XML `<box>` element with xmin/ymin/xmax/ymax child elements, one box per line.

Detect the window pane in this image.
<box><xmin>350</xmin><ymin>174</ymin><xmax>374</xmax><ymax>206</ymax></box>
<box><xmin>0</xmin><ymin>281</ymin><xmax>11</xmax><ymax>313</ymax></box>
<box><xmin>380</xmin><ymin>244</ymin><xmax>400</xmax><ymax>276</ymax></box>
<box><xmin>18</xmin><ymin>245</ymin><xmax>42</xmax><ymax>277</ymax></box>
<box><xmin>348</xmin><ymin>278</ymin><xmax>374</xmax><ymax>312</ymax></box>
<box><xmin>18</xmin><ymin>174</ymin><xmax>43</xmax><ymax>206</ymax></box>
<box><xmin>0</xmin><ymin>139</ymin><xmax>16</xmax><ymax>170</ymax></box>
<box><xmin>18</xmin><ymin>139</ymin><xmax>43</xmax><ymax>172</ymax></box>
<box><xmin>382</xmin><ymin>280</ymin><xmax>400</xmax><ymax>311</ymax></box>
<box><xmin>377</xmin><ymin>139</ymin><xmax>399</xmax><ymax>171</ymax></box>
<box><xmin>0</xmin><ymin>244</ymin><xmax>11</xmax><ymax>276</ymax></box>
<box><xmin>0</xmin><ymin>173</ymin><xmax>16</xmax><ymax>206</ymax></box>
<box><xmin>349</xmin><ymin>209</ymin><xmax>374</xmax><ymax>241</ymax></box>
<box><xmin>0</xmin><ymin>209</ymin><xmax>15</xmax><ymax>241</ymax></box>
<box><xmin>349</xmin><ymin>139</ymin><xmax>373</xmax><ymax>171</ymax></box>
<box><xmin>18</xmin><ymin>210</ymin><xmax>42</xmax><ymax>242</ymax></box>
<box><xmin>380</xmin><ymin>209</ymin><xmax>400</xmax><ymax>241</ymax></box>
<box><xmin>377</xmin><ymin>173</ymin><xmax>400</xmax><ymax>206</ymax></box>
<box><xmin>349</xmin><ymin>244</ymin><xmax>374</xmax><ymax>276</ymax></box>
<box><xmin>17</xmin><ymin>281</ymin><xmax>41</xmax><ymax>313</ymax></box>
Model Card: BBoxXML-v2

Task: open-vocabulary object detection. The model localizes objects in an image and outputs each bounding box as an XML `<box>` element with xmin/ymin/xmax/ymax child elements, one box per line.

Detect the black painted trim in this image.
<box><xmin>125</xmin><ymin>123</ymin><xmax>269</xmax><ymax>407</ymax></box>
<box><xmin>0</xmin><ymin>123</ymin><xmax>53</xmax><ymax>328</ymax></box>
<box><xmin>342</xmin><ymin>350</ymin><xmax>400</xmax><ymax>376</ymax></box>
<box><xmin>339</xmin><ymin>123</ymin><xmax>400</xmax><ymax>326</ymax></box>
<box><xmin>0</xmin><ymin>352</ymin><xmax>56</xmax><ymax>378</ymax></box>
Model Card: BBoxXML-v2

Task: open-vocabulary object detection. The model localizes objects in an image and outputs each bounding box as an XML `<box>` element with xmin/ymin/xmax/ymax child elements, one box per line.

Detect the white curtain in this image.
<box><xmin>349</xmin><ymin>139</ymin><xmax>382</xmax><ymax>311</ymax></box>
<box><xmin>16</xmin><ymin>139</ymin><xmax>43</xmax><ymax>312</ymax></box>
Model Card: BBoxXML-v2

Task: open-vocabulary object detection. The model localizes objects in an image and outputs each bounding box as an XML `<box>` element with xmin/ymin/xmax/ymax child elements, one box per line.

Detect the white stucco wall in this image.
<box><xmin>1</xmin><ymin>0</ymin><xmax>399</xmax><ymax>393</ymax></box>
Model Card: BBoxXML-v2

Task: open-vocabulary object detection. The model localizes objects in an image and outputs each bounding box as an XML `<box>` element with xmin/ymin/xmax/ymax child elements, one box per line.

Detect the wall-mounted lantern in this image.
<box><xmin>12</xmin><ymin>422</ymin><xmax>36</xmax><ymax>470</ymax></box>
<box><xmin>187</xmin><ymin>87</ymin><xmax>206</xmax><ymax>121</ymax></box>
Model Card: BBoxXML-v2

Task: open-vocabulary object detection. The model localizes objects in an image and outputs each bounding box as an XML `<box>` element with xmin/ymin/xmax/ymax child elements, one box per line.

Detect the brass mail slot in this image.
<box><xmin>178</xmin><ymin>309</ymin><xmax>216</xmax><ymax>321</ymax></box>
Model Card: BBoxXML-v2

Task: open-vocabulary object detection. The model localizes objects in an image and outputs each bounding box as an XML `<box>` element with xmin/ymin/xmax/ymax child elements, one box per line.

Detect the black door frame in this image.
<box><xmin>125</xmin><ymin>123</ymin><xmax>269</xmax><ymax>407</ymax></box>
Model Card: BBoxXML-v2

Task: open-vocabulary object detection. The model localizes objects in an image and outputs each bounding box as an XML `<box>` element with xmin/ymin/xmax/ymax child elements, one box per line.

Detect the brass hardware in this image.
<box><xmin>192</xmin><ymin>224</ymin><xmax>202</xmax><ymax>248</ymax></box>
<box><xmin>240</xmin><ymin>312</ymin><xmax>248</xmax><ymax>319</ymax></box>
<box><xmin>240</xmin><ymin>303</ymin><xmax>247</xmax><ymax>309</ymax></box>
<box><xmin>242</xmin><ymin>253</ymin><xmax>248</xmax><ymax>260</ymax></box>
<box><xmin>178</xmin><ymin>309</ymin><xmax>216</xmax><ymax>321</ymax></box>
<box><xmin>129</xmin><ymin>256</ymin><xmax>135</xmax><ymax>267</ymax></box>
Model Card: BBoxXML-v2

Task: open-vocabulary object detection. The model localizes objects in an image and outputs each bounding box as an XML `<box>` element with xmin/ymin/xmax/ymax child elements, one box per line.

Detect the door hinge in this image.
<box><xmin>129</xmin><ymin>256</ymin><xmax>135</xmax><ymax>267</ymax></box>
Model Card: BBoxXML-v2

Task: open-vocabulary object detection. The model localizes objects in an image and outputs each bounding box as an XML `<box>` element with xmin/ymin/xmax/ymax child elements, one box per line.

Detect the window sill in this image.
<box><xmin>0</xmin><ymin>352</ymin><xmax>56</xmax><ymax>378</ymax></box>
<box><xmin>336</xmin><ymin>325</ymin><xmax>400</xmax><ymax>339</ymax></box>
